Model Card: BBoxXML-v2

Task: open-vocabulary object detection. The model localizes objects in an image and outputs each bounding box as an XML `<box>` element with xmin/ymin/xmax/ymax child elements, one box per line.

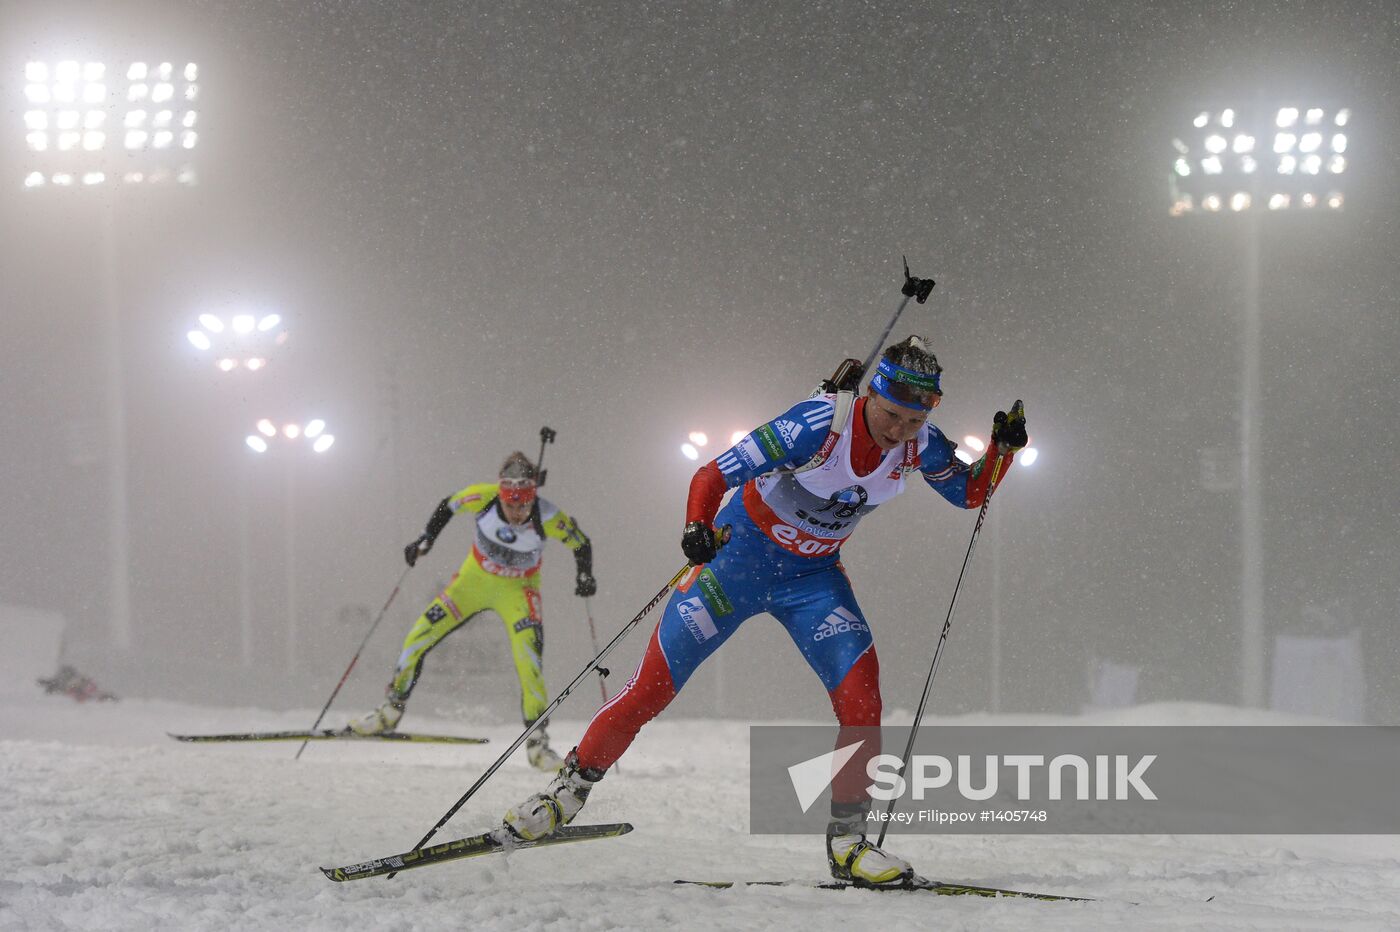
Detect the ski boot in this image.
<box><xmin>525</xmin><ymin>727</ymin><xmax>564</xmax><ymax>772</ymax></box>
<box><xmin>502</xmin><ymin>749</ymin><xmax>603</xmax><ymax>841</ymax></box>
<box><xmin>348</xmin><ymin>696</ymin><xmax>405</xmax><ymax>736</ymax></box>
<box><xmin>826</xmin><ymin>805</ymin><xmax>916</xmax><ymax>887</ymax></box>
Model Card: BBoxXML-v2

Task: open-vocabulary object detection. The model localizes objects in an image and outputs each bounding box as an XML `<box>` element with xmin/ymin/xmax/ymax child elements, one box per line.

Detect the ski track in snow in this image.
<box><xmin>3</xmin><ymin>694</ymin><xmax>1400</xmax><ymax>931</ymax></box>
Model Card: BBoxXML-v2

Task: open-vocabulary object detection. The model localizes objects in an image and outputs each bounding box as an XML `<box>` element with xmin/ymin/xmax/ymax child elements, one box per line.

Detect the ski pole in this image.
<box><xmin>875</xmin><ymin>451</ymin><xmax>1006</xmax><ymax>847</ymax></box>
<box><xmin>536</xmin><ymin>426</ymin><xmax>556</xmax><ymax>486</ymax></box>
<box><xmin>294</xmin><ymin>564</ymin><xmax>413</xmax><ymax>761</ymax></box>
<box><xmin>386</xmin><ymin>549</ymin><xmax>718</xmax><ymax>878</ymax></box>
<box><xmin>581</xmin><ymin>596</ymin><xmax>611</xmax><ymax>704</ymax></box>
<box><xmin>582</xmin><ymin>595</ymin><xmax>620</xmax><ymax>774</ymax></box>
<box><xmin>858</xmin><ymin>257</ymin><xmax>937</xmax><ymax>378</ymax></box>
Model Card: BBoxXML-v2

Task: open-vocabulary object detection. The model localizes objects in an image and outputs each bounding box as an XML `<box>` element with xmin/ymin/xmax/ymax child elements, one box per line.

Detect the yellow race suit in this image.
<box><xmin>387</xmin><ymin>483</ymin><xmax>591</xmax><ymax>725</ymax></box>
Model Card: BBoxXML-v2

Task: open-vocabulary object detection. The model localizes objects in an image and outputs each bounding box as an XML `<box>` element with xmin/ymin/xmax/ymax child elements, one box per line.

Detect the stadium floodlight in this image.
<box><xmin>958</xmin><ymin>433</ymin><xmax>1035</xmax><ymax>467</ymax></box>
<box><xmin>1220</xmin><ymin>108</ymin><xmax>1235</xmax><ymax>128</ymax></box>
<box><xmin>680</xmin><ymin>426</ymin><xmax>751</xmax><ymax>461</ymax></box>
<box><xmin>1230</xmin><ymin>192</ymin><xmax>1251</xmax><ymax>212</ymax></box>
<box><xmin>1193</xmin><ymin>111</ymin><xmax>1209</xmax><ymax>128</ymax></box>
<box><xmin>19</xmin><ymin>58</ymin><xmax>201</xmax><ymax>190</ymax></box>
<box><xmin>186</xmin><ymin>310</ymin><xmax>288</xmax><ymax>371</ymax></box>
<box><xmin>248</xmin><ymin>418</ymin><xmax>336</xmax><ymax>455</ymax></box>
<box><xmin>1170</xmin><ymin>102</ymin><xmax>1352</xmax><ymax>212</ymax></box>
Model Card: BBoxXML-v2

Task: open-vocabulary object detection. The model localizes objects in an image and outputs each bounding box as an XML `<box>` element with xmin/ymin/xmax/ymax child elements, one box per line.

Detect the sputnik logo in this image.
<box><xmin>787</xmin><ymin>741</ymin><xmax>865</xmax><ymax>813</ymax></box>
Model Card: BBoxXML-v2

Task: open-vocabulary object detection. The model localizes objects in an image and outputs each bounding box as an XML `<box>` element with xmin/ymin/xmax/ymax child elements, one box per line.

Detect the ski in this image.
<box><xmin>321</xmin><ymin>823</ymin><xmax>634</xmax><ymax>882</ymax></box>
<box><xmin>168</xmin><ymin>729</ymin><xmax>488</xmax><ymax>745</ymax></box>
<box><xmin>673</xmin><ymin>878</ymin><xmax>1094</xmax><ymax>901</ymax></box>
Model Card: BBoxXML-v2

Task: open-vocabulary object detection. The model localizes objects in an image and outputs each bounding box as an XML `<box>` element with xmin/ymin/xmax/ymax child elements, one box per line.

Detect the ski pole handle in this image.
<box><xmin>536</xmin><ymin>426</ymin><xmax>556</xmax><ymax>486</ymax></box>
<box><xmin>859</xmin><ymin>258</ymin><xmax>936</xmax><ymax>379</ymax></box>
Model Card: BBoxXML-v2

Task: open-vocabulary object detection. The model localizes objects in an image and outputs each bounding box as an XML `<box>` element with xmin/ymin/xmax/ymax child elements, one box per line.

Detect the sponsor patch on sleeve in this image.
<box><xmin>736</xmin><ymin>436</ymin><xmax>766</xmax><ymax>469</ymax></box>
<box><xmin>755</xmin><ymin>424</ymin><xmax>786</xmax><ymax>462</ymax></box>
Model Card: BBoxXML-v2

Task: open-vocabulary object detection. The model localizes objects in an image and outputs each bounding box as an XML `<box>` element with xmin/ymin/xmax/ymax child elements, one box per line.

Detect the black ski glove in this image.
<box><xmin>405</xmin><ymin>498</ymin><xmax>455</xmax><ymax>567</ymax></box>
<box><xmin>575</xmin><ymin>571</ymin><xmax>597</xmax><ymax>597</ymax></box>
<box><xmin>992</xmin><ymin>400</ymin><xmax>1028</xmax><ymax>454</ymax></box>
<box><xmin>404</xmin><ymin>534</ymin><xmax>433</xmax><ymax>567</ymax></box>
<box><xmin>681</xmin><ymin>521</ymin><xmax>720</xmax><ymax>565</ymax></box>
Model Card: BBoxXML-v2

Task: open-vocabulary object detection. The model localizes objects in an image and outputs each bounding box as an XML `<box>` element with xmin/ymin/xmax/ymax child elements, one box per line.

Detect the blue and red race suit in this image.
<box><xmin>577</xmin><ymin>394</ymin><xmax>1012</xmax><ymax>807</ymax></box>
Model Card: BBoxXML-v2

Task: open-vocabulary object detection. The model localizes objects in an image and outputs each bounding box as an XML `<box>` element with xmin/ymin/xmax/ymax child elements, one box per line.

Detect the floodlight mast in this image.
<box><xmin>243</xmin><ymin>421</ymin><xmax>336</xmax><ymax>673</ymax></box>
<box><xmin>21</xmin><ymin>57</ymin><xmax>202</xmax><ymax>655</ymax></box>
<box><xmin>1169</xmin><ymin>102</ymin><xmax>1350</xmax><ymax>708</ymax></box>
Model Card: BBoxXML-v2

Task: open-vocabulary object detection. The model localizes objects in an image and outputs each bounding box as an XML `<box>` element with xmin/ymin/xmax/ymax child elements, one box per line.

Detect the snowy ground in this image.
<box><xmin>3</xmin><ymin>693</ymin><xmax>1400</xmax><ymax>931</ymax></box>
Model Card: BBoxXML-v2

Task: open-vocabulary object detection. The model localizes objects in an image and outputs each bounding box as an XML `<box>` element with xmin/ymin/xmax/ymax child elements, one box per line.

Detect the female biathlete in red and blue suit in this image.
<box><xmin>504</xmin><ymin>336</ymin><xmax>1028</xmax><ymax>887</ymax></box>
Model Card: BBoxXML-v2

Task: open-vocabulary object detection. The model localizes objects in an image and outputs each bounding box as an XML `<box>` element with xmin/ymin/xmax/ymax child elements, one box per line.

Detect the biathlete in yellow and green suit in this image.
<box><xmin>349</xmin><ymin>451</ymin><xmax>595</xmax><ymax>770</ymax></box>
